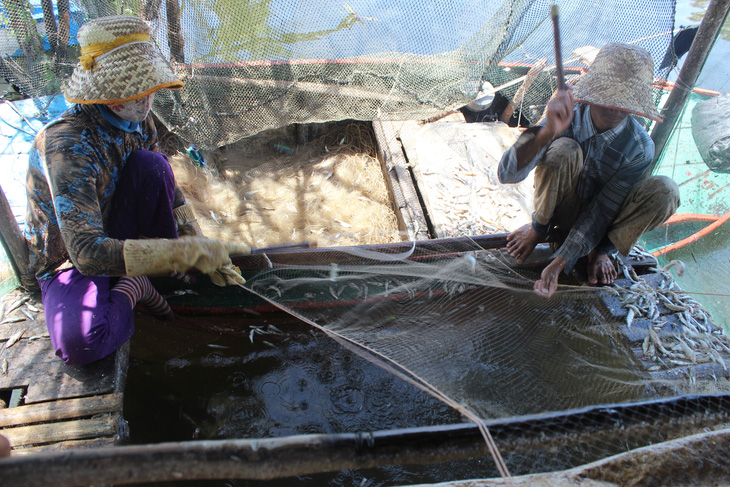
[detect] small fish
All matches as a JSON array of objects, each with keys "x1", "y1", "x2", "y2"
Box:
[
  {"x1": 25, "y1": 303, "x2": 40, "y2": 313},
  {"x1": 5, "y1": 329, "x2": 25, "y2": 349},
  {"x1": 20, "y1": 309, "x2": 35, "y2": 322},
  {"x1": 1, "y1": 358, "x2": 7, "y2": 375},
  {"x1": 0, "y1": 317, "x2": 26, "y2": 325},
  {"x1": 6, "y1": 296, "x2": 30, "y2": 314}
]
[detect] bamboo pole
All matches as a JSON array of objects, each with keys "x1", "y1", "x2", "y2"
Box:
[
  {"x1": 649, "y1": 0, "x2": 730, "y2": 171},
  {"x1": 551, "y1": 5, "x2": 565, "y2": 91}
]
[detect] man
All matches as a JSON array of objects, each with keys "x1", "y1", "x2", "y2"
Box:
[
  {"x1": 25, "y1": 15, "x2": 247, "y2": 365},
  {"x1": 498, "y1": 43, "x2": 679, "y2": 298}
]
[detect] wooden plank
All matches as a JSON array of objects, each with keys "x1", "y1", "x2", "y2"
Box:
[
  {"x1": 1, "y1": 413, "x2": 119, "y2": 448},
  {"x1": 0, "y1": 339, "x2": 117, "y2": 403},
  {"x1": 397, "y1": 120, "x2": 442, "y2": 237},
  {"x1": 0, "y1": 393, "x2": 122, "y2": 428},
  {"x1": 372, "y1": 120, "x2": 430, "y2": 240},
  {"x1": 372, "y1": 119, "x2": 412, "y2": 236},
  {"x1": 10, "y1": 436, "x2": 117, "y2": 455}
]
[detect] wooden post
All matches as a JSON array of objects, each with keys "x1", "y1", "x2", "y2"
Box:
[
  {"x1": 165, "y1": 0, "x2": 185, "y2": 63},
  {"x1": 650, "y1": 0, "x2": 730, "y2": 171},
  {"x1": 56, "y1": 0, "x2": 70, "y2": 65},
  {"x1": 0, "y1": 184, "x2": 35, "y2": 290},
  {"x1": 40, "y1": 0, "x2": 58, "y2": 58}
]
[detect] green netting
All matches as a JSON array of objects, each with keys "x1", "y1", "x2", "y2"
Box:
[{"x1": 0, "y1": 0, "x2": 676, "y2": 149}]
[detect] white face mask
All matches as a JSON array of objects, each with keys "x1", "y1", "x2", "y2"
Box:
[{"x1": 108, "y1": 93, "x2": 154, "y2": 123}]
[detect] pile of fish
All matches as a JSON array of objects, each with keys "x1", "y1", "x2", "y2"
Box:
[{"x1": 615, "y1": 248, "x2": 730, "y2": 373}]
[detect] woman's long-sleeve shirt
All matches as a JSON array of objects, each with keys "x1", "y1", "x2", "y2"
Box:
[{"x1": 25, "y1": 104, "x2": 185, "y2": 280}]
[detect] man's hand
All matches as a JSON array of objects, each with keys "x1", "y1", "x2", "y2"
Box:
[
  {"x1": 534, "y1": 257, "x2": 567, "y2": 298},
  {"x1": 514, "y1": 87, "x2": 574, "y2": 170},
  {"x1": 541, "y1": 87, "x2": 574, "y2": 140}
]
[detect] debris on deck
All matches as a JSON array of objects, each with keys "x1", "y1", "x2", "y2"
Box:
[{"x1": 0, "y1": 289, "x2": 128, "y2": 455}]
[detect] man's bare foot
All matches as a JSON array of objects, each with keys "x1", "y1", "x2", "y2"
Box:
[
  {"x1": 506, "y1": 224, "x2": 544, "y2": 265},
  {"x1": 587, "y1": 250, "x2": 617, "y2": 285}
]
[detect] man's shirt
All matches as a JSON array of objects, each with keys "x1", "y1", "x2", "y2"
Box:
[
  {"x1": 25, "y1": 104, "x2": 185, "y2": 280},
  {"x1": 498, "y1": 104, "x2": 655, "y2": 270}
]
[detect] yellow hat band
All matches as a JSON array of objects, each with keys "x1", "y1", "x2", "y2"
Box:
[{"x1": 79, "y1": 33, "x2": 151, "y2": 70}]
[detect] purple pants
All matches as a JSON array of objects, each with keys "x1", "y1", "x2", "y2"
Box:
[{"x1": 41, "y1": 150, "x2": 179, "y2": 365}]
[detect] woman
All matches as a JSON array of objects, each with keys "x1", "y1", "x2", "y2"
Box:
[{"x1": 25, "y1": 16, "x2": 247, "y2": 365}]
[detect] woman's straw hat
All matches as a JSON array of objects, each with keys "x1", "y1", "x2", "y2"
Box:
[
  {"x1": 64, "y1": 15, "x2": 183, "y2": 104},
  {"x1": 572, "y1": 43, "x2": 662, "y2": 122}
]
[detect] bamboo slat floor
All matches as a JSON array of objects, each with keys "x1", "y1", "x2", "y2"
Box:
[{"x1": 0, "y1": 288, "x2": 128, "y2": 455}]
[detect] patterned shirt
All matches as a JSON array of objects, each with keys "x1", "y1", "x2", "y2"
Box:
[
  {"x1": 25, "y1": 104, "x2": 185, "y2": 280},
  {"x1": 499, "y1": 104, "x2": 654, "y2": 270}
]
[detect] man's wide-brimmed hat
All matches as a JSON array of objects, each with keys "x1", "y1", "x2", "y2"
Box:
[
  {"x1": 572, "y1": 43, "x2": 662, "y2": 122},
  {"x1": 64, "y1": 15, "x2": 183, "y2": 104}
]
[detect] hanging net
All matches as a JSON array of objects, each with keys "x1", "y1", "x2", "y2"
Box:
[{"x1": 1, "y1": 0, "x2": 675, "y2": 148}]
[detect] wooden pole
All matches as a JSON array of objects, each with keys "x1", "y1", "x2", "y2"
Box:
[
  {"x1": 551, "y1": 5, "x2": 565, "y2": 91},
  {"x1": 0, "y1": 184, "x2": 35, "y2": 290},
  {"x1": 650, "y1": 0, "x2": 730, "y2": 171}
]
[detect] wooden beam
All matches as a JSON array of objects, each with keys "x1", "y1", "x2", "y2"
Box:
[
  {"x1": 650, "y1": 0, "x2": 730, "y2": 171},
  {"x1": 372, "y1": 120, "x2": 430, "y2": 240},
  {"x1": 1, "y1": 413, "x2": 119, "y2": 448},
  {"x1": 0, "y1": 393, "x2": 122, "y2": 428},
  {"x1": 0, "y1": 184, "x2": 35, "y2": 290},
  {"x1": 165, "y1": 0, "x2": 185, "y2": 63}
]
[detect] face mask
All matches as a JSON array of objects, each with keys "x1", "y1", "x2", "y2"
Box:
[{"x1": 108, "y1": 94, "x2": 154, "y2": 123}]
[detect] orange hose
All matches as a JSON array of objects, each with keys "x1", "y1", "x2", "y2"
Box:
[
  {"x1": 653, "y1": 212, "x2": 730, "y2": 256},
  {"x1": 662, "y1": 213, "x2": 719, "y2": 225}
]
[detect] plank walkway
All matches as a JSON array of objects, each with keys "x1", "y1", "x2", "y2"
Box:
[{"x1": 0, "y1": 288, "x2": 128, "y2": 455}]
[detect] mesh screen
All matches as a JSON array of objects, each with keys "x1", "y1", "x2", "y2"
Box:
[
  {"x1": 235, "y1": 240, "x2": 730, "y2": 478},
  {"x1": 0, "y1": 0, "x2": 675, "y2": 149}
]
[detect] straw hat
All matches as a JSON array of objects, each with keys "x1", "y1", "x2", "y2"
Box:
[
  {"x1": 572, "y1": 43, "x2": 662, "y2": 122},
  {"x1": 64, "y1": 15, "x2": 183, "y2": 104}
]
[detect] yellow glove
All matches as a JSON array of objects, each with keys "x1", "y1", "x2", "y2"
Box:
[
  {"x1": 123, "y1": 236, "x2": 250, "y2": 277},
  {"x1": 208, "y1": 260, "x2": 246, "y2": 287}
]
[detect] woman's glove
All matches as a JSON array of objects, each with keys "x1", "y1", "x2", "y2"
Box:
[
  {"x1": 208, "y1": 260, "x2": 246, "y2": 286},
  {"x1": 123, "y1": 237, "x2": 250, "y2": 281}
]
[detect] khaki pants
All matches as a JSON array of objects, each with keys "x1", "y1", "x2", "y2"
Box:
[{"x1": 533, "y1": 137, "x2": 680, "y2": 255}]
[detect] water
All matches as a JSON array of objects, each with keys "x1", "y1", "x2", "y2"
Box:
[{"x1": 671, "y1": 0, "x2": 730, "y2": 93}]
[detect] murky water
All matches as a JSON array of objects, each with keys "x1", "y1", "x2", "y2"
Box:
[{"x1": 123, "y1": 296, "x2": 659, "y2": 487}]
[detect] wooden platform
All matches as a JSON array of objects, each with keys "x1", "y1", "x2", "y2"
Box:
[{"x1": 0, "y1": 289, "x2": 128, "y2": 455}]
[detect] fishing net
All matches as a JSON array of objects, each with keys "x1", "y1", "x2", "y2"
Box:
[
  {"x1": 230, "y1": 236, "x2": 730, "y2": 480},
  {"x1": 8, "y1": 0, "x2": 730, "y2": 483},
  {"x1": 1, "y1": 0, "x2": 676, "y2": 149}
]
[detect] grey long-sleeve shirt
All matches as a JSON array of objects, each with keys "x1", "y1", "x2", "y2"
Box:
[{"x1": 498, "y1": 104, "x2": 654, "y2": 271}]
